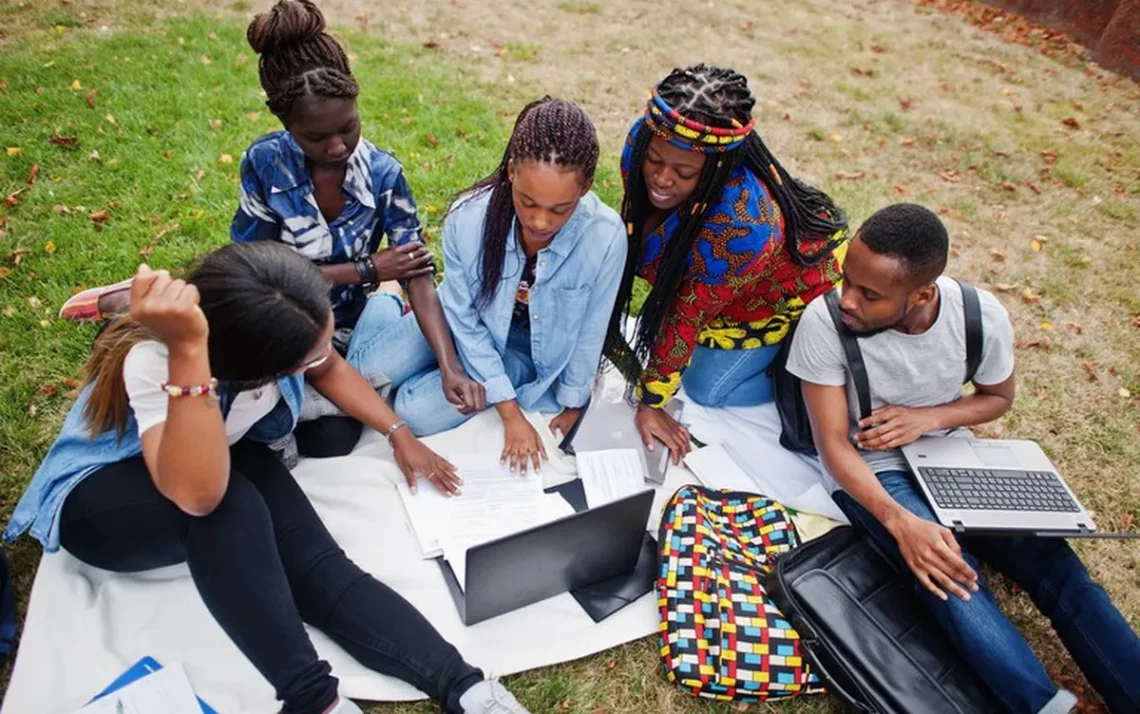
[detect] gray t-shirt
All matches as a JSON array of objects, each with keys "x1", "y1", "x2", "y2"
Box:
[{"x1": 786, "y1": 276, "x2": 1015, "y2": 490}]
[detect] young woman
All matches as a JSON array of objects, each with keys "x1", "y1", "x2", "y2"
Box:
[
  {"x1": 607, "y1": 64, "x2": 849, "y2": 463},
  {"x1": 59, "y1": 0, "x2": 484, "y2": 457},
  {"x1": 349, "y1": 97, "x2": 627, "y2": 474},
  {"x1": 5, "y1": 243, "x2": 529, "y2": 714}
]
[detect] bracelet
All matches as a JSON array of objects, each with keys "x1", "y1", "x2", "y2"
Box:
[
  {"x1": 160, "y1": 378, "x2": 219, "y2": 399},
  {"x1": 355, "y1": 255, "x2": 378, "y2": 286},
  {"x1": 384, "y1": 420, "x2": 408, "y2": 443}
]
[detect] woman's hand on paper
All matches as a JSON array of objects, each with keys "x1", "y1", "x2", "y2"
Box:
[
  {"x1": 392, "y1": 430, "x2": 462, "y2": 496},
  {"x1": 635, "y1": 402, "x2": 690, "y2": 465},
  {"x1": 501, "y1": 411, "x2": 547, "y2": 476}
]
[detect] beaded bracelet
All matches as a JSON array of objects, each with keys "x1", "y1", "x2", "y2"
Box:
[{"x1": 159, "y1": 378, "x2": 219, "y2": 399}]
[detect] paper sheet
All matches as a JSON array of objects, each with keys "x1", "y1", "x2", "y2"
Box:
[
  {"x1": 685, "y1": 444, "x2": 759, "y2": 493},
  {"x1": 577, "y1": 449, "x2": 647, "y2": 509},
  {"x1": 74, "y1": 663, "x2": 201, "y2": 714},
  {"x1": 396, "y1": 481, "x2": 448, "y2": 558}
]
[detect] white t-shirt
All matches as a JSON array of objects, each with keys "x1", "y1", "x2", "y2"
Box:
[
  {"x1": 786, "y1": 277, "x2": 1015, "y2": 488},
  {"x1": 123, "y1": 341, "x2": 281, "y2": 445}
]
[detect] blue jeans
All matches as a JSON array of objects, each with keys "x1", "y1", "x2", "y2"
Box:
[
  {"x1": 346, "y1": 294, "x2": 553, "y2": 436},
  {"x1": 834, "y1": 471, "x2": 1140, "y2": 714},
  {"x1": 681, "y1": 344, "x2": 780, "y2": 408}
]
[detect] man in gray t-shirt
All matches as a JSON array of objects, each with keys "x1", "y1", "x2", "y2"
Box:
[{"x1": 787, "y1": 204, "x2": 1139, "y2": 714}]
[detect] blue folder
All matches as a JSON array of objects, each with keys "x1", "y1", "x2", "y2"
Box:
[{"x1": 89, "y1": 656, "x2": 218, "y2": 714}]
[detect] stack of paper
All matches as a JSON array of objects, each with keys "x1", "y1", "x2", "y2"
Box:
[
  {"x1": 576, "y1": 448, "x2": 647, "y2": 508},
  {"x1": 74, "y1": 663, "x2": 203, "y2": 714}
]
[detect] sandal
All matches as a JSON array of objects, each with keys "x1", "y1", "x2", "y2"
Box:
[{"x1": 58, "y1": 278, "x2": 133, "y2": 322}]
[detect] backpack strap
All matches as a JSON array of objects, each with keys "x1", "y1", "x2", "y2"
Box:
[
  {"x1": 955, "y1": 279, "x2": 983, "y2": 384},
  {"x1": 823, "y1": 291, "x2": 873, "y2": 422}
]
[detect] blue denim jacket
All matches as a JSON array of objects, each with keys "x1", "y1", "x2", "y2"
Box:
[
  {"x1": 3, "y1": 375, "x2": 305, "y2": 553},
  {"x1": 438, "y1": 190, "x2": 627, "y2": 410}
]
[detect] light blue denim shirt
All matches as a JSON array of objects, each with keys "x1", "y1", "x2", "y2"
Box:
[
  {"x1": 3, "y1": 375, "x2": 304, "y2": 553},
  {"x1": 438, "y1": 190, "x2": 627, "y2": 411}
]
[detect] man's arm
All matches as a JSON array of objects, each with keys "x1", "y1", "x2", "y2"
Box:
[{"x1": 803, "y1": 381, "x2": 980, "y2": 601}]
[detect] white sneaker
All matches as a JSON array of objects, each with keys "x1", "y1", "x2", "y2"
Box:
[{"x1": 458, "y1": 679, "x2": 531, "y2": 714}]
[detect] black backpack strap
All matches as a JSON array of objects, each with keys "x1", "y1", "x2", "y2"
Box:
[
  {"x1": 823, "y1": 291, "x2": 872, "y2": 422},
  {"x1": 955, "y1": 279, "x2": 983, "y2": 384}
]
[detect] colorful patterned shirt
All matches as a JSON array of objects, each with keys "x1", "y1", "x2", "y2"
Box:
[
  {"x1": 231, "y1": 131, "x2": 433, "y2": 328},
  {"x1": 621, "y1": 118, "x2": 842, "y2": 408},
  {"x1": 512, "y1": 254, "x2": 538, "y2": 328}
]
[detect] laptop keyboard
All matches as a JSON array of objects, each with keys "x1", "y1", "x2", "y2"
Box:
[{"x1": 918, "y1": 467, "x2": 1080, "y2": 512}]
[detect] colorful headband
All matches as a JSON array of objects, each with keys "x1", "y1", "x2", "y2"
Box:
[{"x1": 643, "y1": 92, "x2": 755, "y2": 154}]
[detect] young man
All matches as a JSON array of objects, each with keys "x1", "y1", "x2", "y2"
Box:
[{"x1": 787, "y1": 203, "x2": 1140, "y2": 714}]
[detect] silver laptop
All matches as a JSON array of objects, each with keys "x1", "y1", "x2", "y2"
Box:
[
  {"x1": 560, "y1": 398, "x2": 684, "y2": 485},
  {"x1": 901, "y1": 436, "x2": 1102, "y2": 536}
]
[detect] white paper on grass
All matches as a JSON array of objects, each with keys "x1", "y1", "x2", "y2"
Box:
[{"x1": 72, "y1": 663, "x2": 201, "y2": 714}]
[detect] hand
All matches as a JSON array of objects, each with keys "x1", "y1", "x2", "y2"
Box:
[
  {"x1": 886, "y1": 511, "x2": 979, "y2": 602},
  {"x1": 442, "y1": 368, "x2": 486, "y2": 415},
  {"x1": 548, "y1": 408, "x2": 582, "y2": 439},
  {"x1": 391, "y1": 430, "x2": 462, "y2": 496},
  {"x1": 371, "y1": 244, "x2": 434, "y2": 282},
  {"x1": 128, "y1": 264, "x2": 208, "y2": 350},
  {"x1": 857, "y1": 405, "x2": 938, "y2": 451},
  {"x1": 635, "y1": 403, "x2": 690, "y2": 465},
  {"x1": 501, "y1": 412, "x2": 547, "y2": 475}
]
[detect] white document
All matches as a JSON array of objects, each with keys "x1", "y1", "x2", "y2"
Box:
[
  {"x1": 396, "y1": 480, "x2": 448, "y2": 558},
  {"x1": 577, "y1": 448, "x2": 647, "y2": 509},
  {"x1": 685, "y1": 444, "x2": 758, "y2": 493},
  {"x1": 73, "y1": 663, "x2": 201, "y2": 714}
]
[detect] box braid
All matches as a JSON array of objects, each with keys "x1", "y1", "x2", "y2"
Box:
[
  {"x1": 246, "y1": 0, "x2": 359, "y2": 120},
  {"x1": 605, "y1": 64, "x2": 848, "y2": 392},
  {"x1": 449, "y1": 96, "x2": 600, "y2": 308}
]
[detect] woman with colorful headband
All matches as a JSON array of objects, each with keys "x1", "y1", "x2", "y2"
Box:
[{"x1": 606, "y1": 64, "x2": 849, "y2": 462}]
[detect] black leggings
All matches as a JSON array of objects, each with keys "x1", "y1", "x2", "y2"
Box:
[
  {"x1": 59, "y1": 440, "x2": 482, "y2": 714},
  {"x1": 295, "y1": 416, "x2": 363, "y2": 459}
]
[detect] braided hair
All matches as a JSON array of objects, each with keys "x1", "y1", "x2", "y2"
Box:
[
  {"x1": 451, "y1": 96, "x2": 600, "y2": 308},
  {"x1": 246, "y1": 0, "x2": 359, "y2": 120},
  {"x1": 606, "y1": 63, "x2": 849, "y2": 388}
]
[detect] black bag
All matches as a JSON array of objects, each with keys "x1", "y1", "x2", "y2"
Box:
[
  {"x1": 775, "y1": 280, "x2": 984, "y2": 454},
  {"x1": 0, "y1": 548, "x2": 15, "y2": 662},
  {"x1": 764, "y1": 526, "x2": 1003, "y2": 713}
]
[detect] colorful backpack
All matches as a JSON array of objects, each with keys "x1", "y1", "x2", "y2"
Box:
[{"x1": 657, "y1": 485, "x2": 822, "y2": 702}]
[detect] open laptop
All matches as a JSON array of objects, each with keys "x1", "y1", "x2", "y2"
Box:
[
  {"x1": 902, "y1": 436, "x2": 1138, "y2": 538},
  {"x1": 437, "y1": 489, "x2": 656, "y2": 625}
]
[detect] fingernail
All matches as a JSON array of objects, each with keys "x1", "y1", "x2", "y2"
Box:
[
  {"x1": 962, "y1": 593, "x2": 971, "y2": 601},
  {"x1": 410, "y1": 484, "x2": 417, "y2": 493},
  {"x1": 647, "y1": 444, "x2": 654, "y2": 451}
]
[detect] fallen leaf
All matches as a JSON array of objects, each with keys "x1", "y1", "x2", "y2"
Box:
[
  {"x1": 898, "y1": 96, "x2": 912, "y2": 111},
  {"x1": 200, "y1": 55, "x2": 212, "y2": 66},
  {"x1": 835, "y1": 170, "x2": 866, "y2": 180},
  {"x1": 85, "y1": 88, "x2": 96, "y2": 108},
  {"x1": 555, "y1": 700, "x2": 571, "y2": 712},
  {"x1": 27, "y1": 162, "x2": 40, "y2": 185},
  {"x1": 1083, "y1": 361, "x2": 1098, "y2": 380},
  {"x1": 1120, "y1": 387, "x2": 1132, "y2": 398},
  {"x1": 1061, "y1": 117, "x2": 1081, "y2": 130},
  {"x1": 990, "y1": 249, "x2": 1006, "y2": 261},
  {"x1": 422, "y1": 40, "x2": 441, "y2": 49},
  {"x1": 427, "y1": 132, "x2": 440, "y2": 147},
  {"x1": 44, "y1": 240, "x2": 56, "y2": 255},
  {"x1": 605, "y1": 659, "x2": 617, "y2": 672},
  {"x1": 893, "y1": 184, "x2": 908, "y2": 195},
  {"x1": 740, "y1": 20, "x2": 754, "y2": 32},
  {"x1": 89, "y1": 209, "x2": 110, "y2": 223},
  {"x1": 1021, "y1": 287, "x2": 1040, "y2": 304},
  {"x1": 898, "y1": 136, "x2": 916, "y2": 147},
  {"x1": 246, "y1": 111, "x2": 260, "y2": 121},
  {"x1": 27, "y1": 296, "x2": 41, "y2": 308},
  {"x1": 1132, "y1": 316, "x2": 1140, "y2": 329},
  {"x1": 1041, "y1": 150, "x2": 1058, "y2": 164},
  {"x1": 40, "y1": 383, "x2": 59, "y2": 398},
  {"x1": 4, "y1": 188, "x2": 27, "y2": 206},
  {"x1": 6, "y1": 146, "x2": 22, "y2": 156},
  {"x1": 991, "y1": 283, "x2": 1018, "y2": 293},
  {"x1": 1027, "y1": 182, "x2": 1042, "y2": 194},
  {"x1": 1066, "y1": 322, "x2": 1082, "y2": 334},
  {"x1": 27, "y1": 403, "x2": 37, "y2": 418},
  {"x1": 218, "y1": 153, "x2": 234, "y2": 164},
  {"x1": 210, "y1": 118, "x2": 223, "y2": 130},
  {"x1": 9, "y1": 247, "x2": 29, "y2": 265},
  {"x1": 1039, "y1": 321, "x2": 1053, "y2": 331},
  {"x1": 938, "y1": 170, "x2": 961, "y2": 183},
  {"x1": 71, "y1": 78, "x2": 82, "y2": 90},
  {"x1": 999, "y1": 181, "x2": 1018, "y2": 192},
  {"x1": 48, "y1": 135, "x2": 79, "y2": 146},
  {"x1": 1030, "y1": 237, "x2": 1044, "y2": 252},
  {"x1": 1, "y1": 306, "x2": 14, "y2": 318},
  {"x1": 829, "y1": 133, "x2": 843, "y2": 142},
  {"x1": 1123, "y1": 513, "x2": 1134, "y2": 530},
  {"x1": 52, "y1": 204, "x2": 70, "y2": 214},
  {"x1": 0, "y1": 267, "x2": 10, "y2": 281},
  {"x1": 60, "y1": 377, "x2": 82, "y2": 389},
  {"x1": 104, "y1": 113, "x2": 116, "y2": 125},
  {"x1": 850, "y1": 66, "x2": 875, "y2": 77},
  {"x1": 89, "y1": 150, "x2": 101, "y2": 161},
  {"x1": 1018, "y1": 337, "x2": 1051, "y2": 350}
]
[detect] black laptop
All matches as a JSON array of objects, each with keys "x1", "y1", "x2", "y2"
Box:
[{"x1": 437, "y1": 488, "x2": 656, "y2": 626}]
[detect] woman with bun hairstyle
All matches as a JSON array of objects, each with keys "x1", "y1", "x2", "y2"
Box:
[
  {"x1": 6, "y1": 243, "x2": 531, "y2": 714},
  {"x1": 59, "y1": 0, "x2": 484, "y2": 459}
]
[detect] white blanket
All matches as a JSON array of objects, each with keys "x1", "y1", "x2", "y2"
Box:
[{"x1": 2, "y1": 410, "x2": 699, "y2": 714}]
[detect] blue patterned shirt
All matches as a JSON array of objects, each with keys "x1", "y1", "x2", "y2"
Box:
[{"x1": 231, "y1": 131, "x2": 430, "y2": 328}]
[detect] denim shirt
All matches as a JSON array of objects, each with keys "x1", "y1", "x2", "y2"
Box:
[
  {"x1": 438, "y1": 190, "x2": 627, "y2": 411},
  {"x1": 3, "y1": 375, "x2": 305, "y2": 553}
]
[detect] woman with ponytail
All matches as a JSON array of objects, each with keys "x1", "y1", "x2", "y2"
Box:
[
  {"x1": 6, "y1": 242, "x2": 531, "y2": 714},
  {"x1": 607, "y1": 63, "x2": 849, "y2": 462},
  {"x1": 352, "y1": 97, "x2": 626, "y2": 474},
  {"x1": 60, "y1": 0, "x2": 483, "y2": 459}
]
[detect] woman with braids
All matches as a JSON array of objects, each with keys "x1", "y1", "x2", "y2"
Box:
[
  {"x1": 608, "y1": 64, "x2": 849, "y2": 462},
  {"x1": 59, "y1": 0, "x2": 484, "y2": 459},
  {"x1": 352, "y1": 96, "x2": 626, "y2": 473},
  {"x1": 6, "y1": 242, "x2": 532, "y2": 714}
]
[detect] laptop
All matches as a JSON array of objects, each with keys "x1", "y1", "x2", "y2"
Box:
[
  {"x1": 902, "y1": 436, "x2": 1137, "y2": 538},
  {"x1": 437, "y1": 488, "x2": 656, "y2": 625},
  {"x1": 559, "y1": 397, "x2": 684, "y2": 485}
]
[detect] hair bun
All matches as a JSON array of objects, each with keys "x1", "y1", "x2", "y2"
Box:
[{"x1": 247, "y1": 0, "x2": 327, "y2": 55}]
